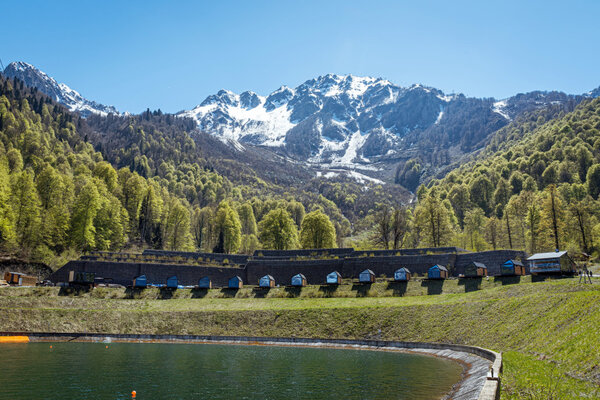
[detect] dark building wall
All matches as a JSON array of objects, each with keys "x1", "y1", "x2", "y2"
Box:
[
  {"x1": 454, "y1": 250, "x2": 529, "y2": 276},
  {"x1": 50, "y1": 249, "x2": 531, "y2": 288},
  {"x1": 343, "y1": 254, "x2": 457, "y2": 278},
  {"x1": 245, "y1": 259, "x2": 344, "y2": 286},
  {"x1": 49, "y1": 261, "x2": 246, "y2": 287}
]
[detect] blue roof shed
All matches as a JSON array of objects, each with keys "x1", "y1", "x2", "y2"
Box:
[
  {"x1": 166, "y1": 275, "x2": 178, "y2": 288},
  {"x1": 501, "y1": 260, "x2": 525, "y2": 276},
  {"x1": 428, "y1": 265, "x2": 448, "y2": 279},
  {"x1": 228, "y1": 276, "x2": 243, "y2": 289},
  {"x1": 359, "y1": 269, "x2": 376, "y2": 283},
  {"x1": 394, "y1": 267, "x2": 411, "y2": 281},
  {"x1": 133, "y1": 275, "x2": 147, "y2": 288},
  {"x1": 259, "y1": 275, "x2": 275, "y2": 288},
  {"x1": 291, "y1": 273, "x2": 307, "y2": 287},
  {"x1": 326, "y1": 271, "x2": 342, "y2": 285},
  {"x1": 198, "y1": 276, "x2": 212, "y2": 289}
]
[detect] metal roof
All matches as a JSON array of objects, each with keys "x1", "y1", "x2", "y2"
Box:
[
  {"x1": 526, "y1": 251, "x2": 568, "y2": 261},
  {"x1": 430, "y1": 264, "x2": 448, "y2": 271},
  {"x1": 472, "y1": 261, "x2": 487, "y2": 269}
]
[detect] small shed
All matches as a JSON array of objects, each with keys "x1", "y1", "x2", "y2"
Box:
[
  {"x1": 259, "y1": 275, "x2": 276, "y2": 288},
  {"x1": 428, "y1": 265, "x2": 448, "y2": 280},
  {"x1": 4, "y1": 272, "x2": 37, "y2": 286},
  {"x1": 464, "y1": 262, "x2": 487, "y2": 277},
  {"x1": 359, "y1": 269, "x2": 376, "y2": 284},
  {"x1": 228, "y1": 276, "x2": 243, "y2": 289},
  {"x1": 394, "y1": 267, "x2": 411, "y2": 282},
  {"x1": 133, "y1": 275, "x2": 147, "y2": 288},
  {"x1": 501, "y1": 260, "x2": 526, "y2": 276},
  {"x1": 198, "y1": 277, "x2": 212, "y2": 289},
  {"x1": 291, "y1": 273, "x2": 307, "y2": 287},
  {"x1": 166, "y1": 275, "x2": 178, "y2": 289},
  {"x1": 527, "y1": 251, "x2": 575, "y2": 274},
  {"x1": 326, "y1": 271, "x2": 342, "y2": 285}
]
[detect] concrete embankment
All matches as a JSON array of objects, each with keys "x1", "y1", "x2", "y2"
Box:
[{"x1": 0, "y1": 332, "x2": 501, "y2": 400}]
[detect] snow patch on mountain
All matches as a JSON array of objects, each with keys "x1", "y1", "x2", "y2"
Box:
[
  {"x1": 2, "y1": 61, "x2": 119, "y2": 117},
  {"x1": 492, "y1": 100, "x2": 510, "y2": 120}
]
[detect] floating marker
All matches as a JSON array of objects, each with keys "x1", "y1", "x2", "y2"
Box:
[{"x1": 132, "y1": 390, "x2": 136, "y2": 398}]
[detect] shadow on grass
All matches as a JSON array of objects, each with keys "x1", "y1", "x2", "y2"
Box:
[
  {"x1": 386, "y1": 281, "x2": 408, "y2": 296},
  {"x1": 191, "y1": 288, "x2": 209, "y2": 298},
  {"x1": 158, "y1": 287, "x2": 175, "y2": 299},
  {"x1": 351, "y1": 283, "x2": 372, "y2": 297},
  {"x1": 421, "y1": 279, "x2": 444, "y2": 295},
  {"x1": 284, "y1": 286, "x2": 302, "y2": 298},
  {"x1": 458, "y1": 277, "x2": 482, "y2": 292},
  {"x1": 124, "y1": 287, "x2": 146, "y2": 299},
  {"x1": 494, "y1": 276, "x2": 522, "y2": 285},
  {"x1": 252, "y1": 287, "x2": 271, "y2": 298},
  {"x1": 220, "y1": 288, "x2": 239, "y2": 298},
  {"x1": 58, "y1": 286, "x2": 92, "y2": 296},
  {"x1": 319, "y1": 285, "x2": 338, "y2": 297}
]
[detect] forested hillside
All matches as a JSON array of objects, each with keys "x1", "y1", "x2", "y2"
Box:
[
  {"x1": 417, "y1": 98, "x2": 600, "y2": 256},
  {"x1": 0, "y1": 75, "x2": 401, "y2": 267},
  {"x1": 2, "y1": 70, "x2": 600, "y2": 268}
]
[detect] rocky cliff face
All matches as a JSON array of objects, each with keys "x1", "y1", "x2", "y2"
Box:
[{"x1": 178, "y1": 74, "x2": 585, "y2": 168}]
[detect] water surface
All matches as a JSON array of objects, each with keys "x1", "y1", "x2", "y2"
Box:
[{"x1": 0, "y1": 342, "x2": 462, "y2": 399}]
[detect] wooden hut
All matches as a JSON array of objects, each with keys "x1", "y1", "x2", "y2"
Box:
[
  {"x1": 394, "y1": 267, "x2": 411, "y2": 282},
  {"x1": 259, "y1": 275, "x2": 276, "y2": 288},
  {"x1": 3, "y1": 272, "x2": 37, "y2": 286},
  {"x1": 228, "y1": 276, "x2": 243, "y2": 289},
  {"x1": 527, "y1": 251, "x2": 575, "y2": 275},
  {"x1": 291, "y1": 273, "x2": 307, "y2": 287},
  {"x1": 166, "y1": 275, "x2": 178, "y2": 289},
  {"x1": 198, "y1": 276, "x2": 212, "y2": 289},
  {"x1": 464, "y1": 262, "x2": 487, "y2": 277},
  {"x1": 133, "y1": 275, "x2": 147, "y2": 288},
  {"x1": 428, "y1": 265, "x2": 448, "y2": 280},
  {"x1": 501, "y1": 260, "x2": 526, "y2": 276},
  {"x1": 326, "y1": 271, "x2": 342, "y2": 285},
  {"x1": 359, "y1": 269, "x2": 376, "y2": 284}
]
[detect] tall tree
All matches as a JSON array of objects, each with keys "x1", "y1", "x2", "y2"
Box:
[
  {"x1": 69, "y1": 180, "x2": 101, "y2": 250},
  {"x1": 414, "y1": 194, "x2": 455, "y2": 247},
  {"x1": 258, "y1": 208, "x2": 298, "y2": 250},
  {"x1": 300, "y1": 210, "x2": 336, "y2": 249},
  {"x1": 214, "y1": 201, "x2": 242, "y2": 254},
  {"x1": 10, "y1": 170, "x2": 41, "y2": 252},
  {"x1": 163, "y1": 198, "x2": 192, "y2": 251}
]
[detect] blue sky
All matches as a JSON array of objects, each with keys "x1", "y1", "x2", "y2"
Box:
[{"x1": 3, "y1": 0, "x2": 599, "y2": 113}]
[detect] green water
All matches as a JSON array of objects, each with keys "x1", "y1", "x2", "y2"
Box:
[{"x1": 0, "y1": 342, "x2": 463, "y2": 399}]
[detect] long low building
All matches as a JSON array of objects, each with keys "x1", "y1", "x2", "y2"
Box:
[{"x1": 49, "y1": 248, "x2": 529, "y2": 287}]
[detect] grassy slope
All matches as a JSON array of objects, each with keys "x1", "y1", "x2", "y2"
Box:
[{"x1": 1, "y1": 278, "x2": 599, "y2": 399}]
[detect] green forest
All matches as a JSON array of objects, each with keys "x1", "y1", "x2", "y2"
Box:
[{"x1": 1, "y1": 73, "x2": 600, "y2": 269}]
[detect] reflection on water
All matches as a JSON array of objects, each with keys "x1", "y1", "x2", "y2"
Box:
[{"x1": 0, "y1": 342, "x2": 462, "y2": 399}]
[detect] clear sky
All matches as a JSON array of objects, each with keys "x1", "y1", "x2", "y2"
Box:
[{"x1": 3, "y1": 0, "x2": 599, "y2": 113}]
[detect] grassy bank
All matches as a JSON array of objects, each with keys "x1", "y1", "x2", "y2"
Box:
[{"x1": 1, "y1": 278, "x2": 599, "y2": 399}]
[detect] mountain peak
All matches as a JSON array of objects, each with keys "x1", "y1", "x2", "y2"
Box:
[{"x1": 2, "y1": 61, "x2": 119, "y2": 117}]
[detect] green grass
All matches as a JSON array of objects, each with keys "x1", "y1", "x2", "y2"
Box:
[{"x1": 0, "y1": 277, "x2": 599, "y2": 398}]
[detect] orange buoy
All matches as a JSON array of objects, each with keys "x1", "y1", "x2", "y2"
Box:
[
  {"x1": 132, "y1": 390, "x2": 136, "y2": 398},
  {"x1": 50, "y1": 345, "x2": 53, "y2": 348},
  {"x1": 106, "y1": 345, "x2": 109, "y2": 348}
]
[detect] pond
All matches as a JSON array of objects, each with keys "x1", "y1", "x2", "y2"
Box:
[{"x1": 0, "y1": 342, "x2": 463, "y2": 399}]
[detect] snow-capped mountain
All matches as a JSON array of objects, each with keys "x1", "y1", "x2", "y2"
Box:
[
  {"x1": 2, "y1": 62, "x2": 118, "y2": 117},
  {"x1": 178, "y1": 74, "x2": 582, "y2": 167}
]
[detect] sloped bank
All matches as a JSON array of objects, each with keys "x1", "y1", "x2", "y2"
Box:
[{"x1": 1, "y1": 332, "x2": 500, "y2": 400}]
